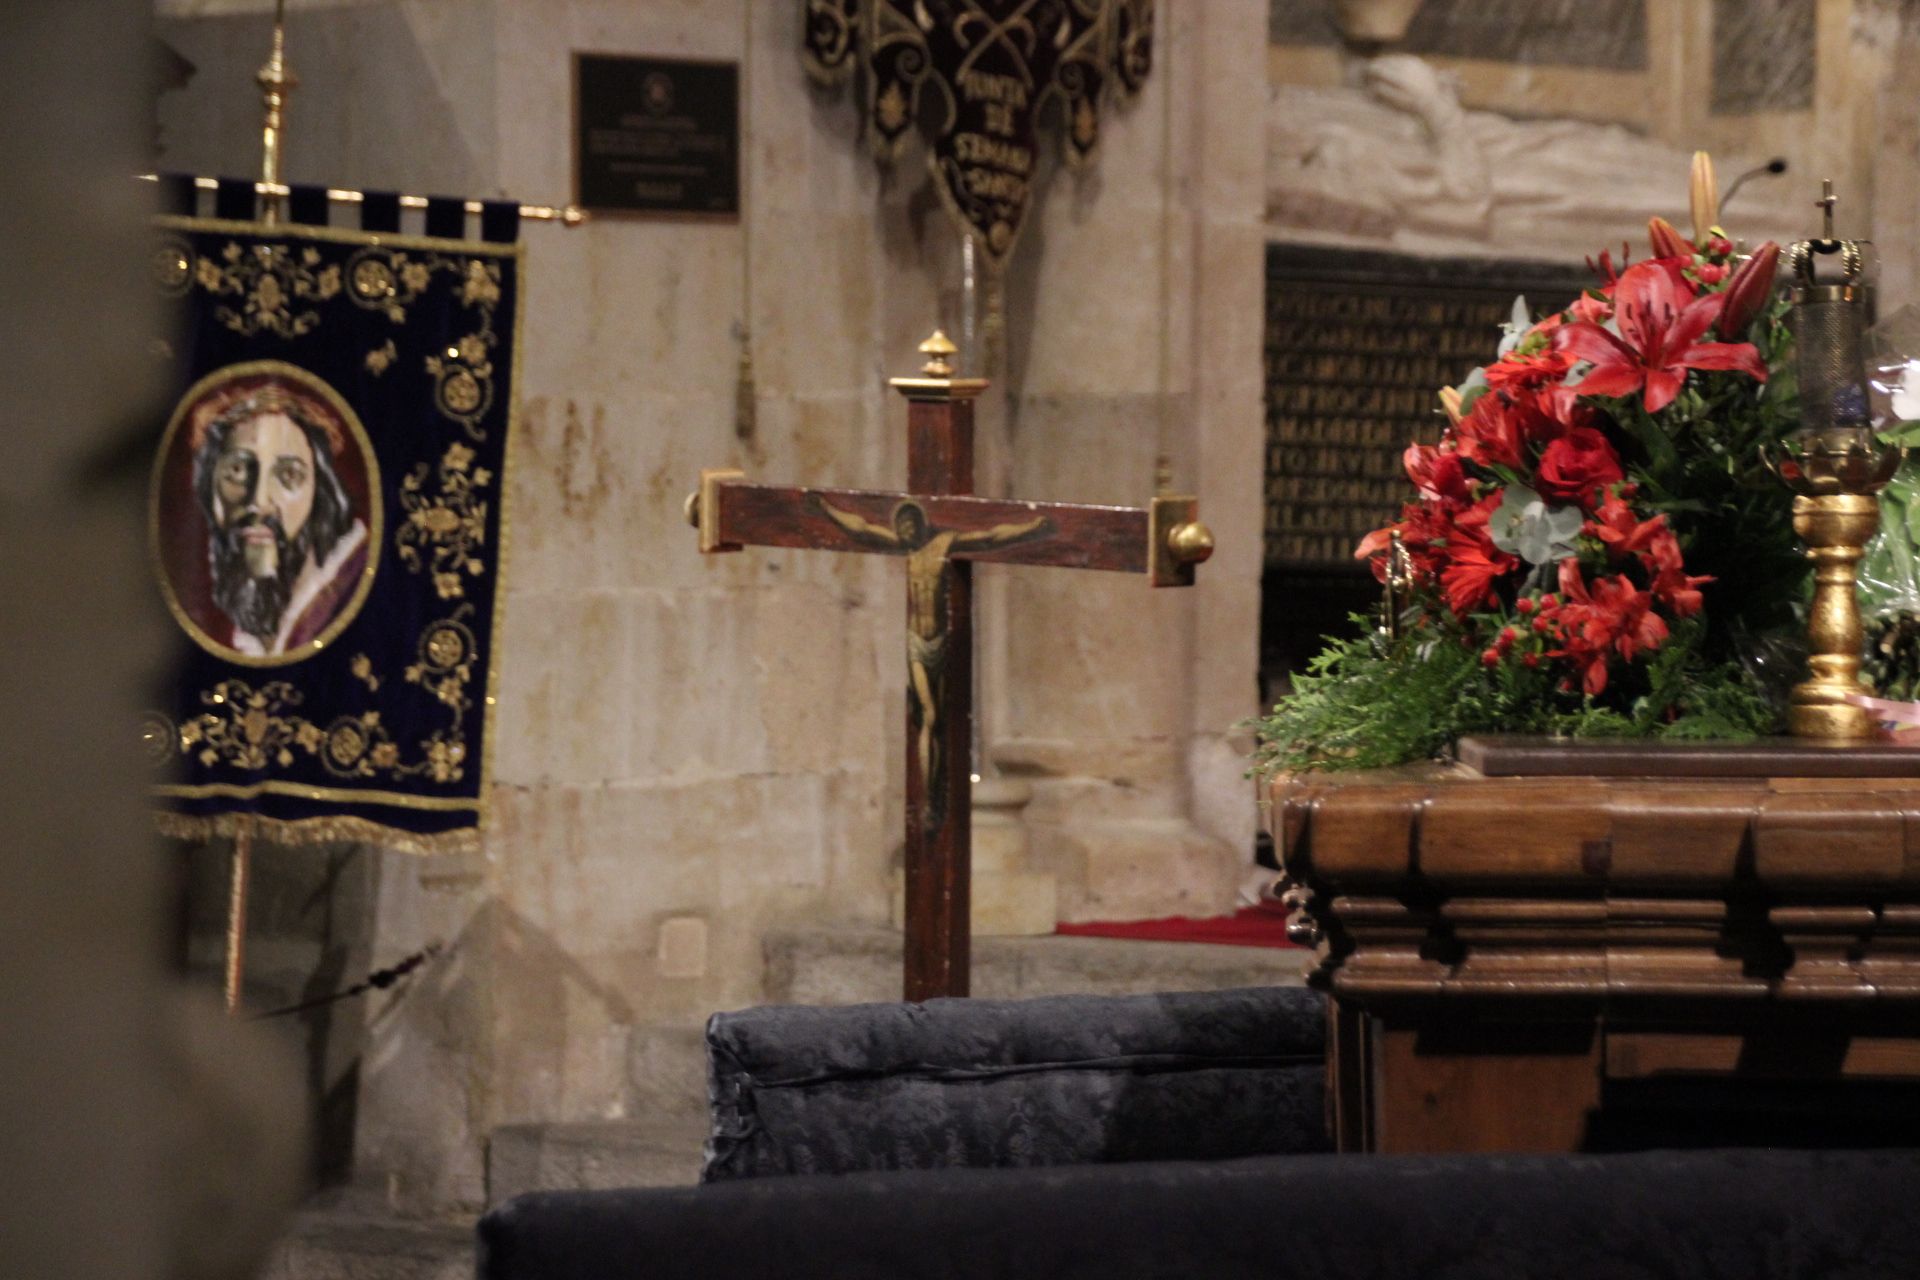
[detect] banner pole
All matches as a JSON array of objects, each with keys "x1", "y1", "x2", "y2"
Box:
[
  {"x1": 223, "y1": 827, "x2": 253, "y2": 1016},
  {"x1": 255, "y1": 0, "x2": 296, "y2": 226}
]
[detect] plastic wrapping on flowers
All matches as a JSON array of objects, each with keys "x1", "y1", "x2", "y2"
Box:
[
  {"x1": 1853, "y1": 304, "x2": 1920, "y2": 737},
  {"x1": 1254, "y1": 210, "x2": 1805, "y2": 775}
]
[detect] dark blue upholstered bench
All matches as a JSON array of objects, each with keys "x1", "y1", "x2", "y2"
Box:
[
  {"x1": 699, "y1": 985, "x2": 1330, "y2": 1180},
  {"x1": 480, "y1": 1147, "x2": 1920, "y2": 1280}
]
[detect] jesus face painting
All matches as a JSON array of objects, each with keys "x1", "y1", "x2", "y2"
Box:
[{"x1": 154, "y1": 363, "x2": 380, "y2": 664}]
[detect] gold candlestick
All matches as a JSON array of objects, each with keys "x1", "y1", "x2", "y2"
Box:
[
  {"x1": 1789, "y1": 491, "x2": 1883, "y2": 738},
  {"x1": 1773, "y1": 182, "x2": 1903, "y2": 740}
]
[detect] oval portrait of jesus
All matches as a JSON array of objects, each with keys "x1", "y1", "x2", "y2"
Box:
[{"x1": 151, "y1": 361, "x2": 381, "y2": 666}]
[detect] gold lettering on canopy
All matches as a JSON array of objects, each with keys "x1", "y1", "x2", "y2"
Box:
[{"x1": 803, "y1": 0, "x2": 1153, "y2": 269}]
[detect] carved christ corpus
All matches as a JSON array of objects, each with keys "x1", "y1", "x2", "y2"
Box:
[{"x1": 688, "y1": 332, "x2": 1213, "y2": 999}]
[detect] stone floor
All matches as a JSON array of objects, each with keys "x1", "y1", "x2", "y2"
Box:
[{"x1": 253, "y1": 930, "x2": 1312, "y2": 1278}]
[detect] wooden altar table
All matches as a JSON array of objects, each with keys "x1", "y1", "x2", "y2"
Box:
[{"x1": 1271, "y1": 738, "x2": 1920, "y2": 1154}]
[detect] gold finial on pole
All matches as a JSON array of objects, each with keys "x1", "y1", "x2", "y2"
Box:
[
  {"x1": 1817, "y1": 178, "x2": 1838, "y2": 242},
  {"x1": 892, "y1": 328, "x2": 985, "y2": 400},
  {"x1": 918, "y1": 329, "x2": 959, "y2": 378},
  {"x1": 256, "y1": 0, "x2": 298, "y2": 224}
]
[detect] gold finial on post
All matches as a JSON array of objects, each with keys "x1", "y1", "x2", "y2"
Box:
[
  {"x1": 891, "y1": 328, "x2": 985, "y2": 401},
  {"x1": 256, "y1": 0, "x2": 298, "y2": 224},
  {"x1": 918, "y1": 329, "x2": 959, "y2": 378}
]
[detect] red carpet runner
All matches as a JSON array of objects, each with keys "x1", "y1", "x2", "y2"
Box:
[{"x1": 1055, "y1": 902, "x2": 1302, "y2": 949}]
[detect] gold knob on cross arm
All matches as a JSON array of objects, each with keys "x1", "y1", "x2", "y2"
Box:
[
  {"x1": 1147, "y1": 495, "x2": 1210, "y2": 587},
  {"x1": 1167, "y1": 520, "x2": 1214, "y2": 566},
  {"x1": 683, "y1": 490, "x2": 701, "y2": 529}
]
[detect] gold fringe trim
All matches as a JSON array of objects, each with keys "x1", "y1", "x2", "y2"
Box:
[{"x1": 153, "y1": 809, "x2": 476, "y2": 857}]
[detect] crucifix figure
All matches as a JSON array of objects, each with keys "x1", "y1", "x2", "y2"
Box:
[
  {"x1": 817, "y1": 495, "x2": 1047, "y2": 836},
  {"x1": 688, "y1": 330, "x2": 1213, "y2": 999}
]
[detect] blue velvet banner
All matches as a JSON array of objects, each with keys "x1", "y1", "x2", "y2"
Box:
[{"x1": 144, "y1": 215, "x2": 519, "y2": 853}]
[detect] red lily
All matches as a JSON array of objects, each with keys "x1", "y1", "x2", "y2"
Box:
[
  {"x1": 1589, "y1": 492, "x2": 1666, "y2": 558},
  {"x1": 1453, "y1": 394, "x2": 1528, "y2": 470},
  {"x1": 1486, "y1": 318, "x2": 1574, "y2": 392},
  {"x1": 1586, "y1": 243, "x2": 1632, "y2": 289},
  {"x1": 1644, "y1": 528, "x2": 1713, "y2": 617},
  {"x1": 1554, "y1": 261, "x2": 1768, "y2": 413},
  {"x1": 1554, "y1": 562, "x2": 1669, "y2": 694}
]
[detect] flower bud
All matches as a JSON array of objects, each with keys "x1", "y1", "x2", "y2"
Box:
[
  {"x1": 1688, "y1": 151, "x2": 1718, "y2": 245},
  {"x1": 1648, "y1": 216, "x2": 1693, "y2": 260},
  {"x1": 1717, "y1": 241, "x2": 1780, "y2": 338},
  {"x1": 1481, "y1": 648, "x2": 1501, "y2": 668}
]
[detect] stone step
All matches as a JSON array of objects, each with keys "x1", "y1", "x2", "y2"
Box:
[
  {"x1": 486, "y1": 1117, "x2": 708, "y2": 1208},
  {"x1": 763, "y1": 927, "x2": 1313, "y2": 1005},
  {"x1": 255, "y1": 1210, "x2": 474, "y2": 1280}
]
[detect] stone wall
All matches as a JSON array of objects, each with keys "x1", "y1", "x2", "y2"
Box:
[
  {"x1": 1263, "y1": 0, "x2": 1913, "y2": 276},
  {"x1": 155, "y1": 0, "x2": 1265, "y2": 1213}
]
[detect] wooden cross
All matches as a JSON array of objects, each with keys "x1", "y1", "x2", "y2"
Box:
[{"x1": 688, "y1": 331, "x2": 1214, "y2": 1000}]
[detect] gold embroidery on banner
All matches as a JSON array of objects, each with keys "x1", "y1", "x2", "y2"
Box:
[
  {"x1": 192, "y1": 241, "x2": 343, "y2": 337},
  {"x1": 365, "y1": 339, "x2": 397, "y2": 375},
  {"x1": 398, "y1": 442, "x2": 492, "y2": 600},
  {"x1": 342, "y1": 247, "x2": 504, "y2": 437},
  {"x1": 426, "y1": 328, "x2": 496, "y2": 433},
  {"x1": 350, "y1": 653, "x2": 381, "y2": 692},
  {"x1": 172, "y1": 649, "x2": 474, "y2": 786}
]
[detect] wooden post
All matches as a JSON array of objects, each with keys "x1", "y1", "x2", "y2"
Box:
[
  {"x1": 897, "y1": 370, "x2": 979, "y2": 1000},
  {"x1": 224, "y1": 826, "x2": 253, "y2": 1016}
]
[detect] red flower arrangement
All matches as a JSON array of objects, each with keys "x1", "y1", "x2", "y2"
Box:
[
  {"x1": 1258, "y1": 157, "x2": 1810, "y2": 774},
  {"x1": 1353, "y1": 217, "x2": 1781, "y2": 702}
]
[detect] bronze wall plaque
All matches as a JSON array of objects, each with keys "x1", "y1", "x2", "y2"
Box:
[{"x1": 574, "y1": 54, "x2": 739, "y2": 217}]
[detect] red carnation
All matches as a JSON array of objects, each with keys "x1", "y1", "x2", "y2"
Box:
[
  {"x1": 1439, "y1": 495, "x2": 1519, "y2": 617},
  {"x1": 1535, "y1": 426, "x2": 1625, "y2": 507},
  {"x1": 1404, "y1": 443, "x2": 1472, "y2": 506}
]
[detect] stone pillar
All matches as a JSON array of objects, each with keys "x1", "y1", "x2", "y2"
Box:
[{"x1": 986, "y1": 0, "x2": 1266, "y2": 923}]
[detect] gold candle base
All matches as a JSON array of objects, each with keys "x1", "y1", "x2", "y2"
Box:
[{"x1": 1788, "y1": 493, "x2": 1878, "y2": 741}]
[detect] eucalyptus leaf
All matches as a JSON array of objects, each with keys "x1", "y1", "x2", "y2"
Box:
[{"x1": 1490, "y1": 485, "x2": 1585, "y2": 566}]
